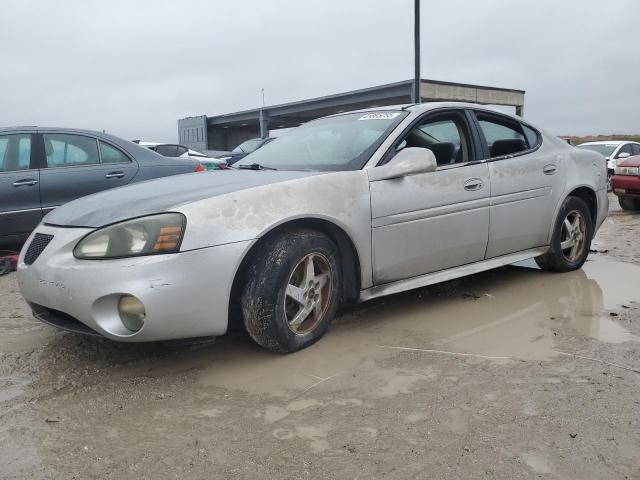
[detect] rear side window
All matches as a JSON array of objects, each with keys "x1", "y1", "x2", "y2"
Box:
[
  {"x1": 99, "y1": 141, "x2": 130, "y2": 163},
  {"x1": 0, "y1": 134, "x2": 31, "y2": 172},
  {"x1": 522, "y1": 125, "x2": 540, "y2": 149},
  {"x1": 632, "y1": 144, "x2": 640, "y2": 156},
  {"x1": 154, "y1": 145, "x2": 179, "y2": 157},
  {"x1": 43, "y1": 133, "x2": 100, "y2": 167},
  {"x1": 476, "y1": 113, "x2": 530, "y2": 158},
  {"x1": 175, "y1": 146, "x2": 188, "y2": 156}
]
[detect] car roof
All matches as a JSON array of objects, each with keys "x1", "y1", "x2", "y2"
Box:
[
  {"x1": 578, "y1": 141, "x2": 633, "y2": 146},
  {"x1": 0, "y1": 126, "x2": 148, "y2": 149},
  {"x1": 326, "y1": 102, "x2": 523, "y2": 119},
  {"x1": 0, "y1": 126, "x2": 110, "y2": 135}
]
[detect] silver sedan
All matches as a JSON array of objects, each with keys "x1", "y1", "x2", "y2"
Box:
[{"x1": 17, "y1": 103, "x2": 608, "y2": 352}]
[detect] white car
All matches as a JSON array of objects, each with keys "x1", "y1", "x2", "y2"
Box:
[
  {"x1": 136, "y1": 142, "x2": 227, "y2": 170},
  {"x1": 577, "y1": 141, "x2": 640, "y2": 188}
]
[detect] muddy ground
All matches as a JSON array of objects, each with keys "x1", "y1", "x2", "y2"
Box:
[{"x1": 1, "y1": 195, "x2": 639, "y2": 479}]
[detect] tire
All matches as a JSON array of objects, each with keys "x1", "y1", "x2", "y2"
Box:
[
  {"x1": 240, "y1": 229, "x2": 342, "y2": 353},
  {"x1": 606, "y1": 171, "x2": 613, "y2": 192},
  {"x1": 619, "y1": 196, "x2": 640, "y2": 211},
  {"x1": 535, "y1": 196, "x2": 593, "y2": 272}
]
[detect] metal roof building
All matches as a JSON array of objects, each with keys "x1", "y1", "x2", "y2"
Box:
[{"x1": 178, "y1": 78, "x2": 525, "y2": 152}]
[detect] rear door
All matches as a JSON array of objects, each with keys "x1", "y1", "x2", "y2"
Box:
[
  {"x1": 38, "y1": 133, "x2": 138, "y2": 216},
  {"x1": 0, "y1": 132, "x2": 42, "y2": 243},
  {"x1": 471, "y1": 111, "x2": 565, "y2": 258}
]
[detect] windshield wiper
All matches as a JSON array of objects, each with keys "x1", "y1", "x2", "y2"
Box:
[{"x1": 236, "y1": 163, "x2": 278, "y2": 171}]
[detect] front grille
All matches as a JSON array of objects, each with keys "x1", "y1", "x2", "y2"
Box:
[
  {"x1": 24, "y1": 233, "x2": 54, "y2": 265},
  {"x1": 29, "y1": 302, "x2": 101, "y2": 337}
]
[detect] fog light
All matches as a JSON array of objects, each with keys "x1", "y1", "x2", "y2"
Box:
[{"x1": 118, "y1": 295, "x2": 145, "y2": 332}]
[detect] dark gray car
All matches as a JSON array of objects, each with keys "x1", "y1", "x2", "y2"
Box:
[{"x1": 0, "y1": 127, "x2": 201, "y2": 247}]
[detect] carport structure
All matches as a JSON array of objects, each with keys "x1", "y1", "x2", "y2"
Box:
[{"x1": 178, "y1": 79, "x2": 525, "y2": 152}]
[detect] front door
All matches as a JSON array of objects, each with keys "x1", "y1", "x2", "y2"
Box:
[
  {"x1": 369, "y1": 110, "x2": 491, "y2": 284},
  {"x1": 38, "y1": 132, "x2": 138, "y2": 216},
  {"x1": 472, "y1": 111, "x2": 565, "y2": 258},
  {"x1": 0, "y1": 132, "x2": 42, "y2": 245}
]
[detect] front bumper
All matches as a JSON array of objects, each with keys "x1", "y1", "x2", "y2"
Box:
[
  {"x1": 611, "y1": 175, "x2": 640, "y2": 199},
  {"x1": 17, "y1": 225, "x2": 251, "y2": 342}
]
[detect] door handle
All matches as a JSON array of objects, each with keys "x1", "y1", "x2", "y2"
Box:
[
  {"x1": 105, "y1": 171, "x2": 125, "y2": 179},
  {"x1": 463, "y1": 178, "x2": 484, "y2": 191},
  {"x1": 543, "y1": 164, "x2": 557, "y2": 175},
  {"x1": 12, "y1": 179, "x2": 38, "y2": 187}
]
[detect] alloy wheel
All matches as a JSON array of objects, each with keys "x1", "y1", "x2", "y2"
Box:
[
  {"x1": 560, "y1": 210, "x2": 587, "y2": 262},
  {"x1": 284, "y1": 252, "x2": 333, "y2": 334}
]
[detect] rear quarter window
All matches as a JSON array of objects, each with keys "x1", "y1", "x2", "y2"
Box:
[{"x1": 522, "y1": 125, "x2": 540, "y2": 149}]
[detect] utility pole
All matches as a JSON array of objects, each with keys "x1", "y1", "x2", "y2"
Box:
[
  {"x1": 259, "y1": 88, "x2": 268, "y2": 139},
  {"x1": 413, "y1": 0, "x2": 420, "y2": 104}
]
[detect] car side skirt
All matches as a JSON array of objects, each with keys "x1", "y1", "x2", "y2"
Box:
[{"x1": 359, "y1": 247, "x2": 549, "y2": 302}]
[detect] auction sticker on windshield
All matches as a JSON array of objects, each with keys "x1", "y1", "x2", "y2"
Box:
[{"x1": 358, "y1": 112, "x2": 401, "y2": 121}]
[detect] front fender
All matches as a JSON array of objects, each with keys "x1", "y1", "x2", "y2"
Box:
[{"x1": 176, "y1": 170, "x2": 374, "y2": 288}]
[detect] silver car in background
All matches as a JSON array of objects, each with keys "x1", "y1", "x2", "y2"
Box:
[{"x1": 17, "y1": 103, "x2": 608, "y2": 352}]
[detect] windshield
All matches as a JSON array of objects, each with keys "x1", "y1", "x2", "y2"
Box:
[
  {"x1": 577, "y1": 144, "x2": 617, "y2": 157},
  {"x1": 234, "y1": 111, "x2": 407, "y2": 171},
  {"x1": 232, "y1": 138, "x2": 263, "y2": 154}
]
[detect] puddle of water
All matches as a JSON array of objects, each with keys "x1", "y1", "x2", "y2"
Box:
[{"x1": 130, "y1": 256, "x2": 640, "y2": 397}]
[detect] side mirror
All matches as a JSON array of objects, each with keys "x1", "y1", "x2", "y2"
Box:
[
  {"x1": 368, "y1": 147, "x2": 437, "y2": 182},
  {"x1": 617, "y1": 152, "x2": 631, "y2": 159}
]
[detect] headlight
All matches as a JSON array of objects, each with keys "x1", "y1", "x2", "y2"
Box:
[
  {"x1": 74, "y1": 213, "x2": 186, "y2": 259},
  {"x1": 614, "y1": 166, "x2": 640, "y2": 176}
]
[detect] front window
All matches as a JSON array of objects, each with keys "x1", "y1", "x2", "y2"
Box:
[
  {"x1": 0, "y1": 134, "x2": 31, "y2": 172},
  {"x1": 617, "y1": 144, "x2": 633, "y2": 157},
  {"x1": 392, "y1": 113, "x2": 472, "y2": 166},
  {"x1": 234, "y1": 111, "x2": 407, "y2": 171},
  {"x1": 232, "y1": 138, "x2": 264, "y2": 154},
  {"x1": 577, "y1": 144, "x2": 617, "y2": 158}
]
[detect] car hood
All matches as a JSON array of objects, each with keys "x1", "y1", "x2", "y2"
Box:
[
  {"x1": 44, "y1": 170, "x2": 323, "y2": 228},
  {"x1": 618, "y1": 156, "x2": 640, "y2": 168}
]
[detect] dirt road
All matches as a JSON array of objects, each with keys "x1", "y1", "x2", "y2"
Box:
[{"x1": 1, "y1": 196, "x2": 639, "y2": 479}]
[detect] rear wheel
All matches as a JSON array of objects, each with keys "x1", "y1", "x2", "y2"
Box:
[
  {"x1": 241, "y1": 229, "x2": 341, "y2": 353},
  {"x1": 535, "y1": 196, "x2": 593, "y2": 272},
  {"x1": 619, "y1": 196, "x2": 640, "y2": 211}
]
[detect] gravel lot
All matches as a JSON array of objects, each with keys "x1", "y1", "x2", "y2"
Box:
[{"x1": 1, "y1": 195, "x2": 639, "y2": 479}]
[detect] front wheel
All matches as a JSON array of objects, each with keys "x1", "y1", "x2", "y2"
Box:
[
  {"x1": 241, "y1": 229, "x2": 342, "y2": 353},
  {"x1": 535, "y1": 196, "x2": 593, "y2": 272},
  {"x1": 619, "y1": 196, "x2": 640, "y2": 211}
]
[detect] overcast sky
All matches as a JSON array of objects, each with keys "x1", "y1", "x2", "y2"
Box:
[{"x1": 2, "y1": 0, "x2": 639, "y2": 142}]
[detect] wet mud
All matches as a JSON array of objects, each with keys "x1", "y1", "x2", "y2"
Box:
[{"x1": 1, "y1": 195, "x2": 639, "y2": 479}]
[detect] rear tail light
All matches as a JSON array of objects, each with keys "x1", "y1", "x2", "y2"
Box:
[{"x1": 195, "y1": 163, "x2": 206, "y2": 173}]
